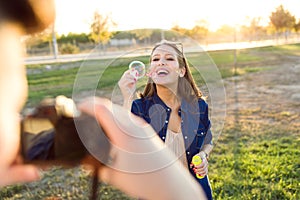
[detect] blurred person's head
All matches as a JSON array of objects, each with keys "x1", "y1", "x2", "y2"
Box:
[
  {"x1": 0, "y1": 0, "x2": 55, "y2": 34},
  {"x1": 0, "y1": 0, "x2": 56, "y2": 169}
]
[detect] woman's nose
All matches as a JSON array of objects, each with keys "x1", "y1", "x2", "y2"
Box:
[{"x1": 158, "y1": 59, "x2": 166, "y2": 66}]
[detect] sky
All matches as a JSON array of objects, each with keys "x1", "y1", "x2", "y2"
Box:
[{"x1": 54, "y1": 0, "x2": 300, "y2": 35}]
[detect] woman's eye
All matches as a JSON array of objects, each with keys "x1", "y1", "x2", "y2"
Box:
[{"x1": 167, "y1": 58, "x2": 175, "y2": 61}]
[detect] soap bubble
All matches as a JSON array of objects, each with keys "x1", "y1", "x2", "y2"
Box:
[{"x1": 129, "y1": 60, "x2": 145, "y2": 79}]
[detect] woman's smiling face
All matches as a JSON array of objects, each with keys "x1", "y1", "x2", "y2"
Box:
[{"x1": 149, "y1": 44, "x2": 183, "y2": 87}]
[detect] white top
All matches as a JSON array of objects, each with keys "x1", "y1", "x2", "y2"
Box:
[{"x1": 165, "y1": 129, "x2": 188, "y2": 169}]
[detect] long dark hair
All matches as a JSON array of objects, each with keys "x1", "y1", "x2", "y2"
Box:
[{"x1": 139, "y1": 40, "x2": 202, "y2": 101}]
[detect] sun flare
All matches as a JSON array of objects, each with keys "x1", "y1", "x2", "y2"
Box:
[{"x1": 55, "y1": 0, "x2": 299, "y2": 35}]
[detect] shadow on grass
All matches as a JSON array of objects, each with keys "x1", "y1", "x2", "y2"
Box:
[{"x1": 210, "y1": 100, "x2": 300, "y2": 200}]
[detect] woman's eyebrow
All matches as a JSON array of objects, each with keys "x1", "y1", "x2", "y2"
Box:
[
  {"x1": 152, "y1": 53, "x2": 160, "y2": 57},
  {"x1": 152, "y1": 53, "x2": 176, "y2": 57}
]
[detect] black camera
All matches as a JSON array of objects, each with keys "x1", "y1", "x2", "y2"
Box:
[
  {"x1": 20, "y1": 96, "x2": 111, "y2": 200},
  {"x1": 20, "y1": 95, "x2": 111, "y2": 167}
]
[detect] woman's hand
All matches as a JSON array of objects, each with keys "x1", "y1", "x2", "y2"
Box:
[
  {"x1": 118, "y1": 69, "x2": 138, "y2": 108},
  {"x1": 190, "y1": 151, "x2": 209, "y2": 177}
]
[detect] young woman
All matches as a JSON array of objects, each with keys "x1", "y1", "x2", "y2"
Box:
[{"x1": 119, "y1": 40, "x2": 214, "y2": 199}]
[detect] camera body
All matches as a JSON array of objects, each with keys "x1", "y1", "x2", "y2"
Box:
[{"x1": 20, "y1": 96, "x2": 111, "y2": 168}]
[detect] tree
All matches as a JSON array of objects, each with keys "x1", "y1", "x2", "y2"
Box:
[
  {"x1": 294, "y1": 19, "x2": 300, "y2": 34},
  {"x1": 171, "y1": 25, "x2": 188, "y2": 36},
  {"x1": 189, "y1": 20, "x2": 209, "y2": 42},
  {"x1": 89, "y1": 11, "x2": 116, "y2": 48},
  {"x1": 269, "y1": 5, "x2": 296, "y2": 38},
  {"x1": 58, "y1": 33, "x2": 90, "y2": 44},
  {"x1": 240, "y1": 17, "x2": 266, "y2": 41},
  {"x1": 188, "y1": 25, "x2": 208, "y2": 42},
  {"x1": 130, "y1": 29, "x2": 153, "y2": 45},
  {"x1": 207, "y1": 25, "x2": 236, "y2": 43}
]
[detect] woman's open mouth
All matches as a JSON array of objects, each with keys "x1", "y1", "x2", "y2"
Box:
[{"x1": 156, "y1": 69, "x2": 169, "y2": 76}]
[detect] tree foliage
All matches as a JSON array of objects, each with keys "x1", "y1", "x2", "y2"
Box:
[
  {"x1": 89, "y1": 11, "x2": 116, "y2": 45},
  {"x1": 189, "y1": 25, "x2": 208, "y2": 41},
  {"x1": 171, "y1": 25, "x2": 189, "y2": 37},
  {"x1": 294, "y1": 19, "x2": 300, "y2": 33},
  {"x1": 127, "y1": 29, "x2": 155, "y2": 45},
  {"x1": 58, "y1": 33, "x2": 90, "y2": 44},
  {"x1": 240, "y1": 17, "x2": 267, "y2": 41},
  {"x1": 269, "y1": 5, "x2": 296, "y2": 33},
  {"x1": 130, "y1": 29, "x2": 153, "y2": 42},
  {"x1": 172, "y1": 20, "x2": 208, "y2": 42}
]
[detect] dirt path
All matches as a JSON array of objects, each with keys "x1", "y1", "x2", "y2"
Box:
[{"x1": 223, "y1": 54, "x2": 300, "y2": 132}]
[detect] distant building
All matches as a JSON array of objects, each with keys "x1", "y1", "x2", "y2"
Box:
[{"x1": 109, "y1": 38, "x2": 136, "y2": 47}]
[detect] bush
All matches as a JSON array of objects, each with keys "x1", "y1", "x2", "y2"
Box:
[{"x1": 59, "y1": 43, "x2": 79, "y2": 54}]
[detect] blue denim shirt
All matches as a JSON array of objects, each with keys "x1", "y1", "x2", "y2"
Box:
[{"x1": 131, "y1": 93, "x2": 211, "y2": 167}]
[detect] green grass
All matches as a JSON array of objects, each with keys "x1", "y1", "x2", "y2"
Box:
[
  {"x1": 256, "y1": 43, "x2": 300, "y2": 56},
  {"x1": 210, "y1": 120, "x2": 300, "y2": 200},
  {"x1": 0, "y1": 167, "x2": 135, "y2": 200}
]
